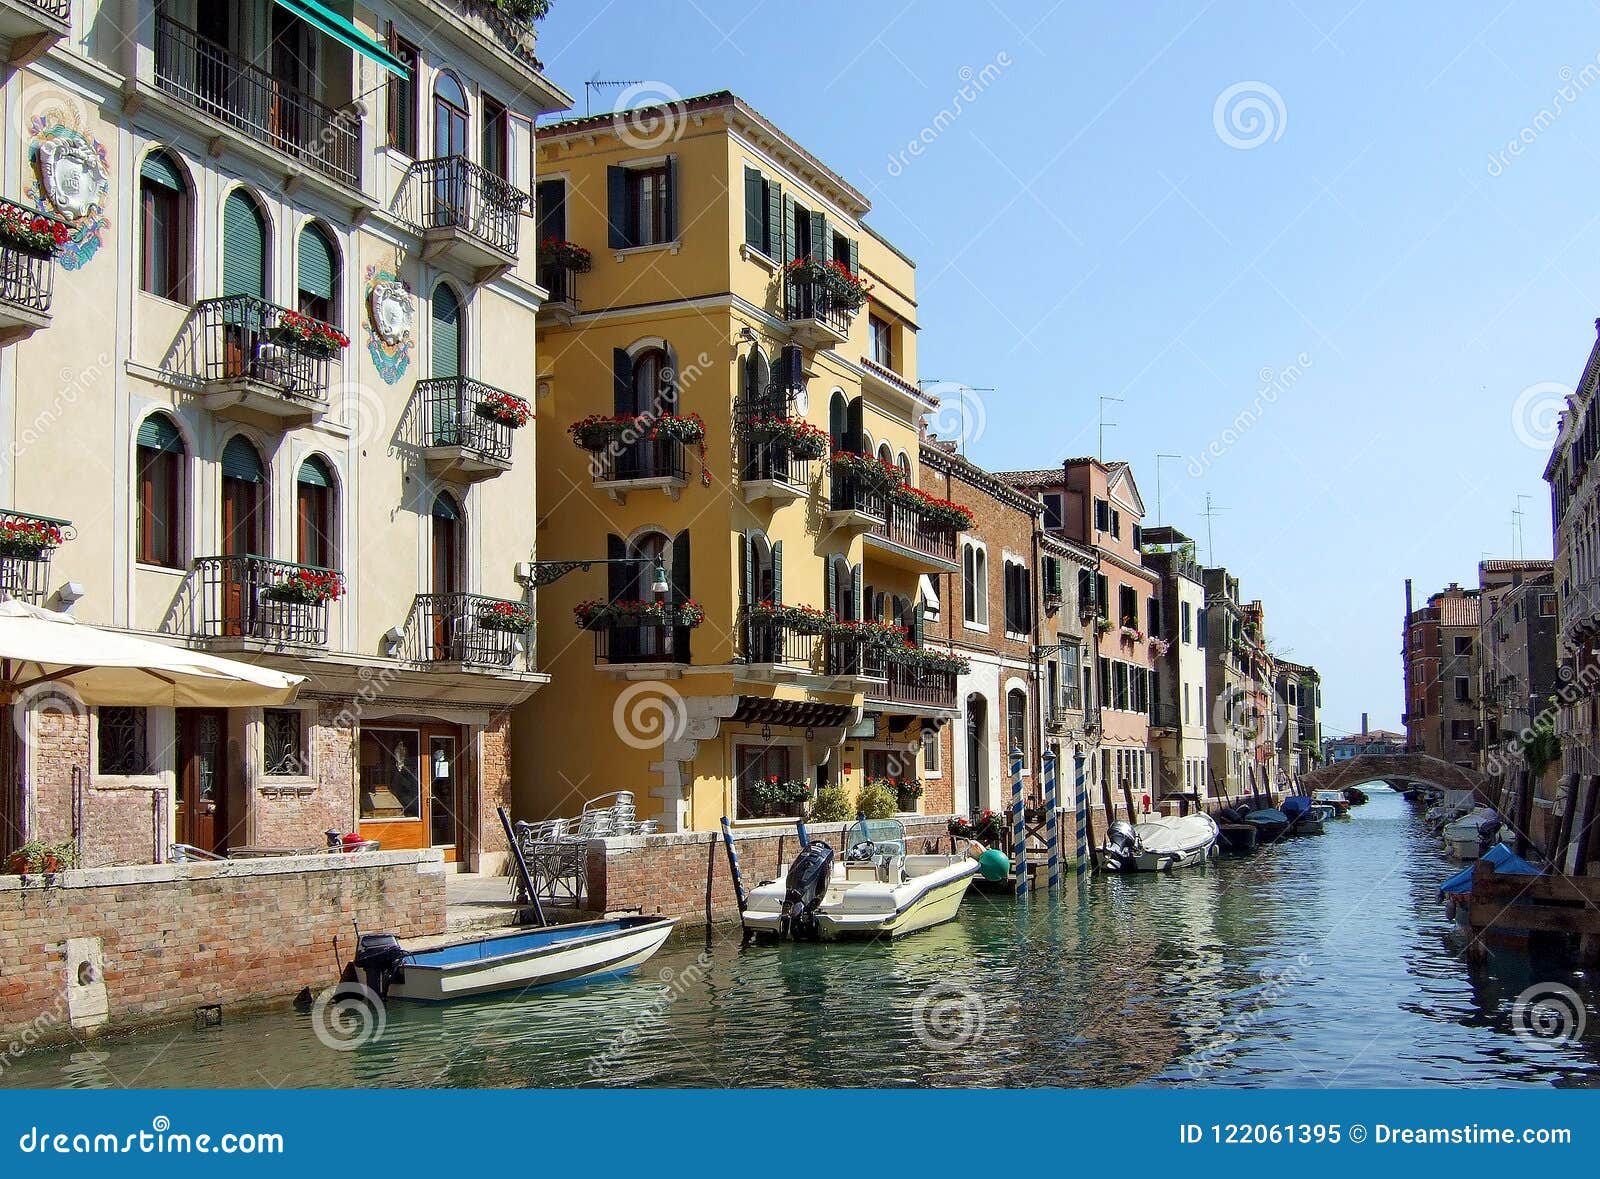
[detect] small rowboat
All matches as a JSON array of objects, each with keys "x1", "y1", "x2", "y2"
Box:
[
  {"x1": 1098, "y1": 812, "x2": 1220, "y2": 872},
  {"x1": 348, "y1": 916, "x2": 677, "y2": 1002}
]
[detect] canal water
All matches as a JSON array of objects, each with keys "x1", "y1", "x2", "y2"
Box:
[{"x1": 6, "y1": 789, "x2": 1598, "y2": 1088}]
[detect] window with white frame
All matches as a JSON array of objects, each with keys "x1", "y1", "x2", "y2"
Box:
[
  {"x1": 264, "y1": 709, "x2": 309, "y2": 776},
  {"x1": 962, "y1": 542, "x2": 988, "y2": 626}
]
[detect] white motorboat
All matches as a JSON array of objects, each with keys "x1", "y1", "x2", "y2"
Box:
[
  {"x1": 1443, "y1": 806, "x2": 1500, "y2": 860},
  {"x1": 1098, "y1": 812, "x2": 1220, "y2": 872},
  {"x1": 347, "y1": 916, "x2": 677, "y2": 1002},
  {"x1": 742, "y1": 819, "x2": 982, "y2": 940}
]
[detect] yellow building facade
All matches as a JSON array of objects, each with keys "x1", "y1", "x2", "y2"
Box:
[
  {"x1": 0, "y1": 1, "x2": 566, "y2": 870},
  {"x1": 521, "y1": 92, "x2": 966, "y2": 833}
]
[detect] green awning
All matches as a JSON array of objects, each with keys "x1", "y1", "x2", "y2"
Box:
[{"x1": 272, "y1": 0, "x2": 411, "y2": 78}]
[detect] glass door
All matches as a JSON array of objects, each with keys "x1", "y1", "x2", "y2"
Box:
[{"x1": 428, "y1": 735, "x2": 459, "y2": 861}]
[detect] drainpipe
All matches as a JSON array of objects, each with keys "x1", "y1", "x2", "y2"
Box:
[{"x1": 1030, "y1": 519, "x2": 1044, "y2": 796}]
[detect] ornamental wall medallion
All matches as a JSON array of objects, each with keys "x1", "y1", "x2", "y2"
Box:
[
  {"x1": 364, "y1": 267, "x2": 413, "y2": 385},
  {"x1": 26, "y1": 111, "x2": 109, "y2": 271}
]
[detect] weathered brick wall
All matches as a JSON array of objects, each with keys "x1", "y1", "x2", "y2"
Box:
[
  {"x1": 0, "y1": 850, "x2": 445, "y2": 1048},
  {"x1": 587, "y1": 816, "x2": 954, "y2": 921},
  {"x1": 474, "y1": 713, "x2": 513, "y2": 874},
  {"x1": 252, "y1": 701, "x2": 357, "y2": 849}
]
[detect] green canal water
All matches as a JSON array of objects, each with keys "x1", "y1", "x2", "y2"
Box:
[{"x1": 5, "y1": 789, "x2": 1598, "y2": 1088}]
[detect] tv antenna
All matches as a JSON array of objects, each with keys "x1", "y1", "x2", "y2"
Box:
[
  {"x1": 918, "y1": 380, "x2": 994, "y2": 458},
  {"x1": 585, "y1": 79, "x2": 646, "y2": 117},
  {"x1": 1200, "y1": 492, "x2": 1228, "y2": 566},
  {"x1": 1513, "y1": 493, "x2": 1531, "y2": 559},
  {"x1": 1098, "y1": 396, "x2": 1123, "y2": 462}
]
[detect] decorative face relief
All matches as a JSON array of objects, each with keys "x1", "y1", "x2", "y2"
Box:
[
  {"x1": 368, "y1": 280, "x2": 413, "y2": 347},
  {"x1": 37, "y1": 136, "x2": 105, "y2": 221}
]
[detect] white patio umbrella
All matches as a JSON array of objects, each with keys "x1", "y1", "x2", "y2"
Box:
[{"x1": 0, "y1": 600, "x2": 303, "y2": 707}]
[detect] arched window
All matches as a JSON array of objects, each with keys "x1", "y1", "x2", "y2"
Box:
[
  {"x1": 828, "y1": 555, "x2": 857, "y2": 622},
  {"x1": 829, "y1": 391, "x2": 847, "y2": 452},
  {"x1": 743, "y1": 347, "x2": 769, "y2": 404},
  {"x1": 221, "y1": 189, "x2": 268, "y2": 300},
  {"x1": 630, "y1": 346, "x2": 675, "y2": 416},
  {"x1": 296, "y1": 456, "x2": 336, "y2": 569},
  {"x1": 433, "y1": 71, "x2": 469, "y2": 159},
  {"x1": 296, "y1": 223, "x2": 339, "y2": 325},
  {"x1": 1006, "y1": 688, "x2": 1029, "y2": 761},
  {"x1": 135, "y1": 414, "x2": 185, "y2": 568},
  {"x1": 430, "y1": 491, "x2": 463, "y2": 596},
  {"x1": 897, "y1": 451, "x2": 911, "y2": 480},
  {"x1": 139, "y1": 151, "x2": 189, "y2": 301},
  {"x1": 220, "y1": 436, "x2": 266, "y2": 558},
  {"x1": 962, "y1": 543, "x2": 988, "y2": 626},
  {"x1": 431, "y1": 283, "x2": 461, "y2": 378},
  {"x1": 876, "y1": 441, "x2": 893, "y2": 465}
]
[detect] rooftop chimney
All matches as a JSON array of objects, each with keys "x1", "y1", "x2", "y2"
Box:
[{"x1": 1361, "y1": 712, "x2": 1369, "y2": 734}]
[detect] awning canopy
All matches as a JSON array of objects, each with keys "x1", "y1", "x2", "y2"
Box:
[
  {"x1": 272, "y1": 0, "x2": 411, "y2": 78},
  {"x1": 0, "y1": 601, "x2": 303, "y2": 708}
]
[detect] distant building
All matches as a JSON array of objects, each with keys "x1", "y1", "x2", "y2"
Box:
[
  {"x1": 1323, "y1": 721, "x2": 1407, "y2": 763},
  {"x1": 1402, "y1": 580, "x2": 1482, "y2": 768},
  {"x1": 1141, "y1": 527, "x2": 1211, "y2": 803},
  {"x1": 1275, "y1": 660, "x2": 1322, "y2": 779}
]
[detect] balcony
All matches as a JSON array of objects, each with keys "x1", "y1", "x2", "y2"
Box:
[
  {"x1": 0, "y1": 0, "x2": 69, "y2": 64},
  {"x1": 152, "y1": 13, "x2": 359, "y2": 190},
  {"x1": 826, "y1": 633, "x2": 871, "y2": 680},
  {"x1": 740, "y1": 439, "x2": 813, "y2": 506},
  {"x1": 190, "y1": 555, "x2": 340, "y2": 649},
  {"x1": 738, "y1": 613, "x2": 823, "y2": 677},
  {"x1": 829, "y1": 472, "x2": 959, "y2": 573},
  {"x1": 187, "y1": 296, "x2": 336, "y2": 426},
  {"x1": 403, "y1": 592, "x2": 532, "y2": 670},
  {"x1": 594, "y1": 615, "x2": 692, "y2": 668},
  {"x1": 396, "y1": 156, "x2": 524, "y2": 280},
  {"x1": 784, "y1": 271, "x2": 854, "y2": 350},
  {"x1": 417, "y1": 377, "x2": 521, "y2": 484},
  {"x1": 537, "y1": 262, "x2": 579, "y2": 326},
  {"x1": 862, "y1": 650, "x2": 958, "y2": 713},
  {"x1": 590, "y1": 436, "x2": 687, "y2": 502},
  {"x1": 0, "y1": 508, "x2": 70, "y2": 605},
  {"x1": 0, "y1": 199, "x2": 61, "y2": 340}
]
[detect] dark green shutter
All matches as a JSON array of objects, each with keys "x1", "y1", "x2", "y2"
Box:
[
  {"x1": 141, "y1": 152, "x2": 183, "y2": 191},
  {"x1": 809, "y1": 211, "x2": 828, "y2": 262},
  {"x1": 912, "y1": 600, "x2": 925, "y2": 645},
  {"x1": 220, "y1": 436, "x2": 265, "y2": 483},
  {"x1": 741, "y1": 533, "x2": 753, "y2": 606},
  {"x1": 606, "y1": 534, "x2": 627, "y2": 601},
  {"x1": 297, "y1": 456, "x2": 332, "y2": 487},
  {"x1": 221, "y1": 191, "x2": 266, "y2": 300},
  {"x1": 430, "y1": 285, "x2": 460, "y2": 378},
  {"x1": 846, "y1": 397, "x2": 865, "y2": 454},
  {"x1": 613, "y1": 348, "x2": 634, "y2": 415},
  {"x1": 825, "y1": 558, "x2": 836, "y2": 617},
  {"x1": 772, "y1": 540, "x2": 783, "y2": 604},
  {"x1": 671, "y1": 530, "x2": 691, "y2": 602},
  {"x1": 743, "y1": 167, "x2": 763, "y2": 250},
  {"x1": 297, "y1": 227, "x2": 336, "y2": 302},
  {"x1": 851, "y1": 564, "x2": 863, "y2": 621},
  {"x1": 781, "y1": 194, "x2": 795, "y2": 261},
  {"x1": 663, "y1": 156, "x2": 678, "y2": 241},
  {"x1": 606, "y1": 166, "x2": 629, "y2": 249},
  {"x1": 847, "y1": 236, "x2": 859, "y2": 275},
  {"x1": 536, "y1": 178, "x2": 566, "y2": 241},
  {"x1": 766, "y1": 180, "x2": 782, "y2": 257},
  {"x1": 136, "y1": 414, "x2": 184, "y2": 454}
]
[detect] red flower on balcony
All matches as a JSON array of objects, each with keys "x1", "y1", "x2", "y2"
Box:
[
  {"x1": 475, "y1": 389, "x2": 533, "y2": 428},
  {"x1": 0, "y1": 203, "x2": 69, "y2": 256},
  {"x1": 274, "y1": 310, "x2": 350, "y2": 358},
  {"x1": 537, "y1": 237, "x2": 592, "y2": 273},
  {"x1": 263, "y1": 567, "x2": 345, "y2": 605},
  {"x1": 0, "y1": 517, "x2": 62, "y2": 559},
  {"x1": 568, "y1": 412, "x2": 706, "y2": 450},
  {"x1": 786, "y1": 257, "x2": 871, "y2": 310}
]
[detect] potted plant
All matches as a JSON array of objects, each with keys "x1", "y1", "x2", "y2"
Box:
[
  {"x1": 6, "y1": 841, "x2": 45, "y2": 874},
  {"x1": 829, "y1": 618, "x2": 908, "y2": 650},
  {"x1": 0, "y1": 516, "x2": 63, "y2": 559},
  {"x1": 885, "y1": 645, "x2": 971, "y2": 675},
  {"x1": 808, "y1": 784, "x2": 853, "y2": 822},
  {"x1": 478, "y1": 600, "x2": 533, "y2": 632},
  {"x1": 786, "y1": 257, "x2": 871, "y2": 311},
  {"x1": 889, "y1": 778, "x2": 924, "y2": 812},
  {"x1": 1094, "y1": 617, "x2": 1113, "y2": 635},
  {"x1": 750, "y1": 775, "x2": 811, "y2": 819},
  {"x1": 745, "y1": 416, "x2": 829, "y2": 460},
  {"x1": 950, "y1": 810, "x2": 1005, "y2": 842},
  {"x1": 567, "y1": 412, "x2": 706, "y2": 451},
  {"x1": 536, "y1": 236, "x2": 592, "y2": 273},
  {"x1": 745, "y1": 601, "x2": 833, "y2": 634},
  {"x1": 854, "y1": 778, "x2": 897, "y2": 819},
  {"x1": 475, "y1": 389, "x2": 533, "y2": 428},
  {"x1": 272, "y1": 310, "x2": 350, "y2": 358},
  {"x1": 830, "y1": 451, "x2": 904, "y2": 491},
  {"x1": 0, "y1": 204, "x2": 69, "y2": 257},
  {"x1": 41, "y1": 839, "x2": 75, "y2": 874},
  {"x1": 262, "y1": 567, "x2": 345, "y2": 605},
  {"x1": 573, "y1": 599, "x2": 704, "y2": 630}
]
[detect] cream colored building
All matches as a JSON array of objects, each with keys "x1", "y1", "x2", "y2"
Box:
[{"x1": 0, "y1": 0, "x2": 567, "y2": 870}]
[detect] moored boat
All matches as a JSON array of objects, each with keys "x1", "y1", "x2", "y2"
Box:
[
  {"x1": 1439, "y1": 842, "x2": 1539, "y2": 929},
  {"x1": 742, "y1": 819, "x2": 983, "y2": 940},
  {"x1": 1098, "y1": 812, "x2": 1220, "y2": 872},
  {"x1": 1442, "y1": 806, "x2": 1500, "y2": 860},
  {"x1": 1311, "y1": 789, "x2": 1351, "y2": 816},
  {"x1": 1242, "y1": 807, "x2": 1290, "y2": 843},
  {"x1": 347, "y1": 916, "x2": 677, "y2": 1002}
]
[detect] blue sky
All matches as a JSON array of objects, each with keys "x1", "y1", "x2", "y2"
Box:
[{"x1": 532, "y1": 0, "x2": 1595, "y2": 737}]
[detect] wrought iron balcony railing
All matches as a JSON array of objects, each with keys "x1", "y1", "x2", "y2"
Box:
[
  {"x1": 739, "y1": 613, "x2": 821, "y2": 670},
  {"x1": 153, "y1": 12, "x2": 359, "y2": 188},
  {"x1": 418, "y1": 376, "x2": 517, "y2": 462},
  {"x1": 396, "y1": 156, "x2": 524, "y2": 258},
  {"x1": 0, "y1": 199, "x2": 59, "y2": 321},
  {"x1": 403, "y1": 592, "x2": 532, "y2": 670},
  {"x1": 190, "y1": 295, "x2": 336, "y2": 407},
  {"x1": 191, "y1": 555, "x2": 339, "y2": 647},
  {"x1": 538, "y1": 263, "x2": 576, "y2": 307},
  {"x1": 0, "y1": 508, "x2": 70, "y2": 605},
  {"x1": 827, "y1": 633, "x2": 868, "y2": 677},
  {"x1": 591, "y1": 435, "x2": 686, "y2": 485},
  {"x1": 740, "y1": 440, "x2": 812, "y2": 488},
  {"x1": 25, "y1": 0, "x2": 71, "y2": 19},
  {"x1": 832, "y1": 473, "x2": 959, "y2": 565},
  {"x1": 784, "y1": 272, "x2": 853, "y2": 338},
  {"x1": 862, "y1": 651, "x2": 958, "y2": 711},
  {"x1": 594, "y1": 615, "x2": 692, "y2": 666}
]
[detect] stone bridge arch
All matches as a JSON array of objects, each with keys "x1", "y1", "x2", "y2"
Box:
[{"x1": 1302, "y1": 754, "x2": 1492, "y2": 804}]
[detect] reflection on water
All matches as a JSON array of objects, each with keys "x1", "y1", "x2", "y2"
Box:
[{"x1": 6, "y1": 791, "x2": 1598, "y2": 1088}]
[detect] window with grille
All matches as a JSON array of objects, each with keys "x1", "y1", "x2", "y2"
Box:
[
  {"x1": 97, "y1": 708, "x2": 149, "y2": 775},
  {"x1": 264, "y1": 709, "x2": 307, "y2": 776}
]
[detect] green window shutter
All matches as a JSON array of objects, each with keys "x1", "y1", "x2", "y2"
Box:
[
  {"x1": 221, "y1": 191, "x2": 266, "y2": 300},
  {"x1": 297, "y1": 456, "x2": 332, "y2": 488},
  {"x1": 741, "y1": 533, "x2": 753, "y2": 606},
  {"x1": 141, "y1": 152, "x2": 183, "y2": 191},
  {"x1": 766, "y1": 181, "x2": 782, "y2": 258},
  {"x1": 430, "y1": 285, "x2": 460, "y2": 378},
  {"x1": 221, "y1": 436, "x2": 265, "y2": 483},
  {"x1": 846, "y1": 396, "x2": 865, "y2": 454},
  {"x1": 136, "y1": 414, "x2": 184, "y2": 454},
  {"x1": 825, "y1": 558, "x2": 836, "y2": 616},
  {"x1": 613, "y1": 348, "x2": 634, "y2": 415},
  {"x1": 851, "y1": 564, "x2": 863, "y2": 621},
  {"x1": 743, "y1": 167, "x2": 763, "y2": 250},
  {"x1": 809, "y1": 211, "x2": 828, "y2": 262},
  {"x1": 606, "y1": 166, "x2": 630, "y2": 249},
  {"x1": 297, "y1": 226, "x2": 336, "y2": 302},
  {"x1": 663, "y1": 156, "x2": 678, "y2": 241},
  {"x1": 772, "y1": 540, "x2": 783, "y2": 604},
  {"x1": 606, "y1": 534, "x2": 627, "y2": 601},
  {"x1": 781, "y1": 194, "x2": 795, "y2": 261},
  {"x1": 536, "y1": 179, "x2": 566, "y2": 242},
  {"x1": 671, "y1": 529, "x2": 691, "y2": 601},
  {"x1": 847, "y1": 236, "x2": 859, "y2": 276}
]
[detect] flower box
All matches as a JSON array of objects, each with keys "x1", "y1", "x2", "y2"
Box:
[
  {"x1": 568, "y1": 412, "x2": 706, "y2": 451},
  {"x1": 829, "y1": 618, "x2": 909, "y2": 650},
  {"x1": 474, "y1": 390, "x2": 533, "y2": 428},
  {"x1": 537, "y1": 237, "x2": 591, "y2": 273},
  {"x1": 478, "y1": 601, "x2": 533, "y2": 632},
  {"x1": 749, "y1": 776, "x2": 811, "y2": 818},
  {"x1": 889, "y1": 483, "x2": 973, "y2": 530},
  {"x1": 271, "y1": 311, "x2": 350, "y2": 358},
  {"x1": 574, "y1": 598, "x2": 705, "y2": 630},
  {"x1": 262, "y1": 569, "x2": 345, "y2": 605},
  {"x1": 786, "y1": 258, "x2": 870, "y2": 311},
  {"x1": 746, "y1": 416, "x2": 828, "y2": 460},
  {"x1": 949, "y1": 810, "x2": 1005, "y2": 842},
  {"x1": 831, "y1": 451, "x2": 904, "y2": 492},
  {"x1": 746, "y1": 601, "x2": 833, "y2": 634},
  {"x1": 0, "y1": 206, "x2": 68, "y2": 257},
  {"x1": 885, "y1": 645, "x2": 971, "y2": 675},
  {"x1": 0, "y1": 518, "x2": 62, "y2": 559}
]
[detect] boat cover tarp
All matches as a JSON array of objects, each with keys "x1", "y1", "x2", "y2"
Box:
[
  {"x1": 1244, "y1": 808, "x2": 1288, "y2": 824},
  {"x1": 1438, "y1": 842, "x2": 1540, "y2": 899},
  {"x1": 1282, "y1": 796, "x2": 1311, "y2": 820}
]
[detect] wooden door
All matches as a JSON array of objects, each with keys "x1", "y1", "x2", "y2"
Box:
[
  {"x1": 430, "y1": 496, "x2": 461, "y2": 659},
  {"x1": 358, "y1": 724, "x2": 462, "y2": 859},
  {"x1": 221, "y1": 473, "x2": 262, "y2": 636},
  {"x1": 177, "y1": 709, "x2": 228, "y2": 855}
]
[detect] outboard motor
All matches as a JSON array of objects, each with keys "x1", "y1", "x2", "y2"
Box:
[
  {"x1": 346, "y1": 932, "x2": 409, "y2": 999},
  {"x1": 778, "y1": 840, "x2": 834, "y2": 940},
  {"x1": 1102, "y1": 820, "x2": 1143, "y2": 872}
]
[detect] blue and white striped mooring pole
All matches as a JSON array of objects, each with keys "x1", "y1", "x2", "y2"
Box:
[
  {"x1": 1043, "y1": 750, "x2": 1060, "y2": 890},
  {"x1": 1010, "y1": 747, "x2": 1028, "y2": 896},
  {"x1": 1074, "y1": 754, "x2": 1091, "y2": 872},
  {"x1": 720, "y1": 816, "x2": 748, "y2": 913}
]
